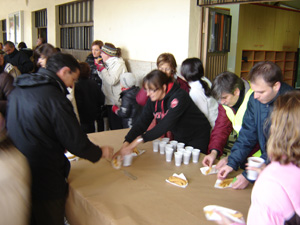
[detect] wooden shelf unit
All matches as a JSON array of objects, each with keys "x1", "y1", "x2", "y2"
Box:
[{"x1": 241, "y1": 50, "x2": 296, "y2": 86}]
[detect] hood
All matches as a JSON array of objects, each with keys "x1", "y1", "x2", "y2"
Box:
[
  {"x1": 14, "y1": 68, "x2": 69, "y2": 95},
  {"x1": 163, "y1": 82, "x2": 179, "y2": 100}
]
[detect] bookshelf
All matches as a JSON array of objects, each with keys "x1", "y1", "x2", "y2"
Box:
[{"x1": 241, "y1": 50, "x2": 297, "y2": 86}]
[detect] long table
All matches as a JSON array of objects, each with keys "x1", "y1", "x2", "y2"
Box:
[{"x1": 65, "y1": 129, "x2": 252, "y2": 225}]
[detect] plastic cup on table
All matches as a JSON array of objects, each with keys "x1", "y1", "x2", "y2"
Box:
[
  {"x1": 159, "y1": 141, "x2": 167, "y2": 155},
  {"x1": 161, "y1": 137, "x2": 170, "y2": 143},
  {"x1": 152, "y1": 139, "x2": 160, "y2": 152},
  {"x1": 169, "y1": 140, "x2": 178, "y2": 150},
  {"x1": 174, "y1": 152, "x2": 183, "y2": 166},
  {"x1": 176, "y1": 142, "x2": 185, "y2": 150},
  {"x1": 192, "y1": 149, "x2": 201, "y2": 163},
  {"x1": 165, "y1": 148, "x2": 173, "y2": 162},
  {"x1": 177, "y1": 148, "x2": 185, "y2": 154},
  {"x1": 183, "y1": 150, "x2": 191, "y2": 165},
  {"x1": 123, "y1": 154, "x2": 133, "y2": 167},
  {"x1": 185, "y1": 146, "x2": 194, "y2": 152}
]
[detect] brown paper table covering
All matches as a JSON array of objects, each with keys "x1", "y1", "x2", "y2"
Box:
[{"x1": 65, "y1": 129, "x2": 252, "y2": 225}]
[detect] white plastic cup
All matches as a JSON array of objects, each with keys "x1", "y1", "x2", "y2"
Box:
[
  {"x1": 161, "y1": 137, "x2": 170, "y2": 143},
  {"x1": 174, "y1": 152, "x2": 183, "y2": 166},
  {"x1": 169, "y1": 140, "x2": 178, "y2": 150},
  {"x1": 192, "y1": 149, "x2": 201, "y2": 163},
  {"x1": 176, "y1": 142, "x2": 185, "y2": 150},
  {"x1": 153, "y1": 140, "x2": 160, "y2": 152},
  {"x1": 247, "y1": 157, "x2": 265, "y2": 180},
  {"x1": 165, "y1": 144, "x2": 173, "y2": 152},
  {"x1": 177, "y1": 148, "x2": 185, "y2": 154},
  {"x1": 123, "y1": 154, "x2": 133, "y2": 167},
  {"x1": 165, "y1": 148, "x2": 173, "y2": 162},
  {"x1": 159, "y1": 141, "x2": 167, "y2": 155},
  {"x1": 185, "y1": 146, "x2": 194, "y2": 152},
  {"x1": 183, "y1": 151, "x2": 191, "y2": 165}
]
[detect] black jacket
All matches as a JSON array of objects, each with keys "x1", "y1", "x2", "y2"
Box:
[
  {"x1": 7, "y1": 68, "x2": 102, "y2": 200},
  {"x1": 117, "y1": 86, "x2": 141, "y2": 128},
  {"x1": 75, "y1": 77, "x2": 105, "y2": 124},
  {"x1": 125, "y1": 82, "x2": 211, "y2": 151},
  {"x1": 4, "y1": 49, "x2": 33, "y2": 73},
  {"x1": 85, "y1": 53, "x2": 103, "y2": 88}
]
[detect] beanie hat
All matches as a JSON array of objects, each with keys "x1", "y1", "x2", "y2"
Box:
[
  {"x1": 120, "y1": 72, "x2": 136, "y2": 89},
  {"x1": 101, "y1": 45, "x2": 118, "y2": 57}
]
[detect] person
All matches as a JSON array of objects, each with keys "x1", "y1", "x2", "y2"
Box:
[
  {"x1": 18, "y1": 41, "x2": 33, "y2": 59},
  {"x1": 0, "y1": 113, "x2": 31, "y2": 225},
  {"x1": 112, "y1": 72, "x2": 140, "y2": 128},
  {"x1": 3, "y1": 41, "x2": 33, "y2": 74},
  {"x1": 214, "y1": 91, "x2": 300, "y2": 225},
  {"x1": 95, "y1": 42, "x2": 128, "y2": 130},
  {"x1": 33, "y1": 43, "x2": 57, "y2": 72},
  {"x1": 36, "y1": 37, "x2": 46, "y2": 47},
  {"x1": 136, "y1": 52, "x2": 189, "y2": 107},
  {"x1": 75, "y1": 62, "x2": 105, "y2": 133},
  {"x1": 202, "y1": 72, "x2": 260, "y2": 169},
  {"x1": 0, "y1": 49, "x2": 21, "y2": 79},
  {"x1": 114, "y1": 69, "x2": 211, "y2": 158},
  {"x1": 6, "y1": 53, "x2": 114, "y2": 225},
  {"x1": 85, "y1": 40, "x2": 105, "y2": 131},
  {"x1": 0, "y1": 42, "x2": 3, "y2": 50},
  {"x1": 0, "y1": 67, "x2": 14, "y2": 116},
  {"x1": 180, "y1": 57, "x2": 218, "y2": 128},
  {"x1": 217, "y1": 61, "x2": 293, "y2": 190}
]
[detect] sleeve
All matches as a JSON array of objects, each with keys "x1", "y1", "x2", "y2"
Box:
[
  {"x1": 97, "y1": 61, "x2": 125, "y2": 86},
  {"x1": 207, "y1": 104, "x2": 233, "y2": 155},
  {"x1": 116, "y1": 95, "x2": 132, "y2": 118},
  {"x1": 50, "y1": 97, "x2": 102, "y2": 162},
  {"x1": 227, "y1": 96, "x2": 259, "y2": 171},
  {"x1": 124, "y1": 99, "x2": 155, "y2": 143},
  {"x1": 136, "y1": 88, "x2": 148, "y2": 106},
  {"x1": 17, "y1": 53, "x2": 33, "y2": 74},
  {"x1": 142, "y1": 92, "x2": 189, "y2": 142},
  {"x1": 0, "y1": 73, "x2": 14, "y2": 115}
]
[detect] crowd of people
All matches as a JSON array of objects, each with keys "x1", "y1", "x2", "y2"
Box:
[{"x1": 0, "y1": 38, "x2": 299, "y2": 225}]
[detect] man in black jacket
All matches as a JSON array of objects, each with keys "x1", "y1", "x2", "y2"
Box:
[
  {"x1": 3, "y1": 41, "x2": 33, "y2": 73},
  {"x1": 7, "y1": 53, "x2": 113, "y2": 225}
]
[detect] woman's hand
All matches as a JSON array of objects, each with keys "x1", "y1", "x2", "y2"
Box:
[{"x1": 246, "y1": 163, "x2": 266, "y2": 176}]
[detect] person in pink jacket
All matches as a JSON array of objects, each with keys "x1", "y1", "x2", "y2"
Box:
[{"x1": 214, "y1": 90, "x2": 300, "y2": 225}]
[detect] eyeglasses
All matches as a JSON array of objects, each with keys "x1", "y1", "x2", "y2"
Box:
[{"x1": 145, "y1": 88, "x2": 159, "y2": 94}]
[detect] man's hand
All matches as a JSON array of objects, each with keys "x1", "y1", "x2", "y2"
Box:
[
  {"x1": 202, "y1": 150, "x2": 218, "y2": 167},
  {"x1": 100, "y1": 146, "x2": 114, "y2": 161},
  {"x1": 232, "y1": 174, "x2": 249, "y2": 190},
  {"x1": 217, "y1": 165, "x2": 233, "y2": 179},
  {"x1": 215, "y1": 156, "x2": 228, "y2": 170}
]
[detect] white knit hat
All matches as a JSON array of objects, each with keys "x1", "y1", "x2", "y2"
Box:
[{"x1": 120, "y1": 72, "x2": 136, "y2": 88}]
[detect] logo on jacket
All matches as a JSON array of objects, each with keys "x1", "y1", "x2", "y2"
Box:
[{"x1": 170, "y1": 98, "x2": 178, "y2": 108}]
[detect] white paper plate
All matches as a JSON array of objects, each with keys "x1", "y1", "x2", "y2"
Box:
[
  {"x1": 214, "y1": 179, "x2": 234, "y2": 189},
  {"x1": 165, "y1": 173, "x2": 188, "y2": 188},
  {"x1": 132, "y1": 149, "x2": 146, "y2": 157},
  {"x1": 200, "y1": 165, "x2": 218, "y2": 175},
  {"x1": 203, "y1": 205, "x2": 245, "y2": 223}
]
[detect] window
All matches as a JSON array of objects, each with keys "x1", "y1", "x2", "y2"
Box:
[
  {"x1": 8, "y1": 11, "x2": 24, "y2": 44},
  {"x1": 1, "y1": 19, "x2": 6, "y2": 43},
  {"x1": 35, "y1": 9, "x2": 47, "y2": 42},
  {"x1": 59, "y1": 0, "x2": 93, "y2": 50}
]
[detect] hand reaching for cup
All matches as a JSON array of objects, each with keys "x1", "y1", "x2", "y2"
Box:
[{"x1": 100, "y1": 146, "x2": 114, "y2": 161}]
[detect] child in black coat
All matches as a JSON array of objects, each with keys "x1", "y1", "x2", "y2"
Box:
[{"x1": 112, "y1": 73, "x2": 140, "y2": 128}]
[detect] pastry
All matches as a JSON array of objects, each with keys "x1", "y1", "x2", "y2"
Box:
[
  {"x1": 167, "y1": 176, "x2": 188, "y2": 186},
  {"x1": 219, "y1": 178, "x2": 234, "y2": 188}
]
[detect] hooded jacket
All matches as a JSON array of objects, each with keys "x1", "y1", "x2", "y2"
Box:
[
  {"x1": 227, "y1": 82, "x2": 293, "y2": 175},
  {"x1": 125, "y1": 82, "x2": 211, "y2": 151},
  {"x1": 116, "y1": 86, "x2": 141, "y2": 128},
  {"x1": 7, "y1": 68, "x2": 102, "y2": 200}
]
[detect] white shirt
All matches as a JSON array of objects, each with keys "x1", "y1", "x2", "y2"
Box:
[{"x1": 188, "y1": 77, "x2": 218, "y2": 128}]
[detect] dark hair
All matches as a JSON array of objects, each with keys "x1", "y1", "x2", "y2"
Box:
[
  {"x1": 181, "y1": 57, "x2": 211, "y2": 97},
  {"x1": 104, "y1": 42, "x2": 121, "y2": 57},
  {"x1": 4, "y1": 41, "x2": 15, "y2": 48},
  {"x1": 55, "y1": 47, "x2": 61, "y2": 52},
  {"x1": 46, "y1": 53, "x2": 80, "y2": 73},
  {"x1": 143, "y1": 69, "x2": 173, "y2": 90},
  {"x1": 156, "y1": 53, "x2": 177, "y2": 75},
  {"x1": 249, "y1": 61, "x2": 282, "y2": 86},
  {"x1": 79, "y1": 62, "x2": 91, "y2": 79},
  {"x1": 18, "y1": 42, "x2": 27, "y2": 49},
  {"x1": 91, "y1": 40, "x2": 103, "y2": 49},
  {"x1": 211, "y1": 71, "x2": 244, "y2": 100},
  {"x1": 35, "y1": 43, "x2": 56, "y2": 58}
]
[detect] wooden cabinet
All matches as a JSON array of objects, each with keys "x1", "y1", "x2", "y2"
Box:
[{"x1": 241, "y1": 50, "x2": 296, "y2": 86}]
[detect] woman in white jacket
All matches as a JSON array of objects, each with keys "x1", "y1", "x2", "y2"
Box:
[
  {"x1": 181, "y1": 57, "x2": 218, "y2": 128},
  {"x1": 95, "y1": 43, "x2": 128, "y2": 130}
]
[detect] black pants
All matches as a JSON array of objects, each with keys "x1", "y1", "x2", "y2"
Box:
[
  {"x1": 30, "y1": 197, "x2": 66, "y2": 225},
  {"x1": 107, "y1": 105, "x2": 123, "y2": 130}
]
